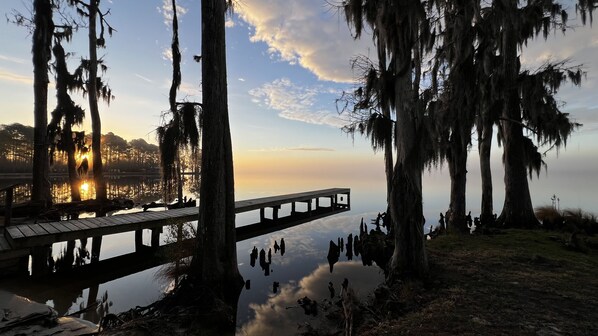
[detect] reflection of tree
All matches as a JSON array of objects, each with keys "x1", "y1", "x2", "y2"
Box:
[{"x1": 3, "y1": 176, "x2": 168, "y2": 204}]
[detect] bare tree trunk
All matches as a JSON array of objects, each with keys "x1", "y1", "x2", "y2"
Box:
[
  {"x1": 31, "y1": 0, "x2": 53, "y2": 207},
  {"x1": 447, "y1": 134, "x2": 469, "y2": 233},
  {"x1": 387, "y1": 71, "x2": 428, "y2": 280},
  {"x1": 497, "y1": 3, "x2": 539, "y2": 228},
  {"x1": 188, "y1": 0, "x2": 243, "y2": 303},
  {"x1": 478, "y1": 116, "x2": 494, "y2": 226},
  {"x1": 65, "y1": 124, "x2": 81, "y2": 204},
  {"x1": 384, "y1": 128, "x2": 393, "y2": 203},
  {"x1": 87, "y1": 0, "x2": 107, "y2": 213},
  {"x1": 388, "y1": 162, "x2": 428, "y2": 280}
]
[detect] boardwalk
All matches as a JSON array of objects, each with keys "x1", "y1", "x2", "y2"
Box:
[{"x1": 0, "y1": 188, "x2": 350, "y2": 276}]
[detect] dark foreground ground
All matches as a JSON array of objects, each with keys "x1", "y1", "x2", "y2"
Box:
[{"x1": 350, "y1": 229, "x2": 598, "y2": 336}]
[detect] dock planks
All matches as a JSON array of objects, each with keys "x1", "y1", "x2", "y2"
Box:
[{"x1": 3, "y1": 188, "x2": 350, "y2": 250}]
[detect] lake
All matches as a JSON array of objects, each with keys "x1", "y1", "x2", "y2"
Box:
[{"x1": 0, "y1": 164, "x2": 596, "y2": 335}]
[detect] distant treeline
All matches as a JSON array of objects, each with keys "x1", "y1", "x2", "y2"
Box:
[{"x1": 0, "y1": 123, "x2": 162, "y2": 174}]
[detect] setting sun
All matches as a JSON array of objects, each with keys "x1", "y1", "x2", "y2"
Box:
[{"x1": 80, "y1": 181, "x2": 89, "y2": 192}]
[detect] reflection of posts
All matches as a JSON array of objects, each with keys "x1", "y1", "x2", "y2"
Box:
[
  {"x1": 346, "y1": 233, "x2": 353, "y2": 260},
  {"x1": 274, "y1": 240, "x2": 280, "y2": 253},
  {"x1": 353, "y1": 235, "x2": 360, "y2": 257},
  {"x1": 327, "y1": 240, "x2": 340, "y2": 273},
  {"x1": 280, "y1": 238, "x2": 286, "y2": 256},
  {"x1": 84, "y1": 284, "x2": 100, "y2": 323},
  {"x1": 250, "y1": 246, "x2": 258, "y2": 267}
]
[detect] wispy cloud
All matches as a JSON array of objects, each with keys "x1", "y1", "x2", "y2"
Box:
[
  {"x1": 162, "y1": 48, "x2": 173, "y2": 62},
  {"x1": 249, "y1": 147, "x2": 335, "y2": 152},
  {"x1": 288, "y1": 147, "x2": 335, "y2": 151},
  {"x1": 0, "y1": 69, "x2": 32, "y2": 85},
  {"x1": 225, "y1": 18, "x2": 235, "y2": 28},
  {"x1": 234, "y1": 0, "x2": 374, "y2": 83},
  {"x1": 134, "y1": 73, "x2": 154, "y2": 83},
  {"x1": 249, "y1": 78, "x2": 345, "y2": 128},
  {"x1": 157, "y1": 0, "x2": 188, "y2": 27},
  {"x1": 0, "y1": 54, "x2": 27, "y2": 64}
]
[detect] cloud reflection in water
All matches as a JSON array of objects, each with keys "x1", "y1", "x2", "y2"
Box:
[{"x1": 238, "y1": 261, "x2": 383, "y2": 335}]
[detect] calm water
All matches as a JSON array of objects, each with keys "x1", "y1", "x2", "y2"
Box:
[{"x1": 1, "y1": 165, "x2": 596, "y2": 335}]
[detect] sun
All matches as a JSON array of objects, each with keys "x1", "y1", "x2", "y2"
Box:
[{"x1": 80, "y1": 181, "x2": 89, "y2": 192}]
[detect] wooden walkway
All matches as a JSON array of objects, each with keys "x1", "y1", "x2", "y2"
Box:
[{"x1": 0, "y1": 188, "x2": 350, "y2": 276}]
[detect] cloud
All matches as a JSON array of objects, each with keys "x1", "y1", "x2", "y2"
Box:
[
  {"x1": 162, "y1": 48, "x2": 173, "y2": 62},
  {"x1": 225, "y1": 18, "x2": 235, "y2": 28},
  {"x1": 520, "y1": 16, "x2": 598, "y2": 125},
  {"x1": 134, "y1": 73, "x2": 154, "y2": 83},
  {"x1": 234, "y1": 0, "x2": 374, "y2": 83},
  {"x1": 0, "y1": 54, "x2": 27, "y2": 64},
  {"x1": 157, "y1": 0, "x2": 189, "y2": 27},
  {"x1": 249, "y1": 147, "x2": 335, "y2": 152},
  {"x1": 288, "y1": 147, "x2": 335, "y2": 152},
  {"x1": 0, "y1": 69, "x2": 32, "y2": 85},
  {"x1": 249, "y1": 78, "x2": 346, "y2": 128},
  {"x1": 179, "y1": 80, "x2": 201, "y2": 98},
  {"x1": 238, "y1": 261, "x2": 384, "y2": 335}
]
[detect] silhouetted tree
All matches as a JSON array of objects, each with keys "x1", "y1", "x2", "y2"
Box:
[
  {"x1": 491, "y1": 0, "x2": 583, "y2": 227},
  {"x1": 343, "y1": 0, "x2": 442, "y2": 280},
  {"x1": 68, "y1": 0, "x2": 115, "y2": 214},
  {"x1": 435, "y1": 0, "x2": 478, "y2": 233},
  {"x1": 187, "y1": 0, "x2": 243, "y2": 303},
  {"x1": 340, "y1": 55, "x2": 394, "y2": 205},
  {"x1": 157, "y1": 0, "x2": 201, "y2": 206},
  {"x1": 48, "y1": 38, "x2": 86, "y2": 204},
  {"x1": 31, "y1": 0, "x2": 54, "y2": 207}
]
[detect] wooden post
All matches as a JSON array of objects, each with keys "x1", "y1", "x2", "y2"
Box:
[
  {"x1": 31, "y1": 245, "x2": 51, "y2": 277},
  {"x1": 331, "y1": 196, "x2": 335, "y2": 209},
  {"x1": 315, "y1": 198, "x2": 320, "y2": 209},
  {"x1": 291, "y1": 202, "x2": 296, "y2": 215},
  {"x1": 135, "y1": 229, "x2": 144, "y2": 251},
  {"x1": 260, "y1": 208, "x2": 265, "y2": 222},
  {"x1": 151, "y1": 227, "x2": 161, "y2": 248},
  {"x1": 91, "y1": 236, "x2": 102, "y2": 263},
  {"x1": 177, "y1": 223, "x2": 183, "y2": 243},
  {"x1": 272, "y1": 205, "x2": 280, "y2": 221},
  {"x1": 64, "y1": 240, "x2": 76, "y2": 269}
]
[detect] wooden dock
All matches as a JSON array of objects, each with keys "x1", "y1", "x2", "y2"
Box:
[{"x1": 0, "y1": 188, "x2": 350, "y2": 277}]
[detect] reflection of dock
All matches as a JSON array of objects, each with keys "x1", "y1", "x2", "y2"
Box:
[{"x1": 0, "y1": 188, "x2": 350, "y2": 276}]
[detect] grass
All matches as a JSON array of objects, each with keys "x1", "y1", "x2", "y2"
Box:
[{"x1": 356, "y1": 230, "x2": 598, "y2": 335}]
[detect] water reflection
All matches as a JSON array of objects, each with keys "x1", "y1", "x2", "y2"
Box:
[
  {"x1": 0, "y1": 177, "x2": 389, "y2": 334},
  {"x1": 0, "y1": 175, "x2": 200, "y2": 206},
  {"x1": 237, "y1": 261, "x2": 384, "y2": 336}
]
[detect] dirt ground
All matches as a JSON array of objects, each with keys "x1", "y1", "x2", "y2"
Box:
[{"x1": 352, "y1": 230, "x2": 598, "y2": 336}]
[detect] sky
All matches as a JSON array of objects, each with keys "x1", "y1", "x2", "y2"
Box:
[{"x1": 1, "y1": 0, "x2": 597, "y2": 213}]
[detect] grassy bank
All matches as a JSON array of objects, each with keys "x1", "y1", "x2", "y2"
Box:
[{"x1": 357, "y1": 230, "x2": 598, "y2": 335}]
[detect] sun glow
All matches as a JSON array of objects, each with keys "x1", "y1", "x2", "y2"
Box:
[{"x1": 80, "y1": 181, "x2": 89, "y2": 192}]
